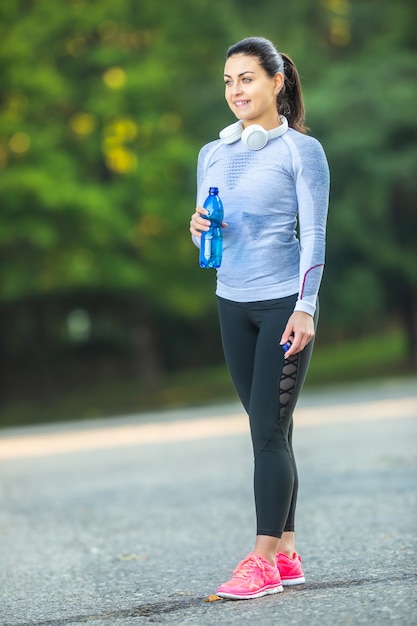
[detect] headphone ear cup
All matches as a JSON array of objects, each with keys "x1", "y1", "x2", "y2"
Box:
[
  {"x1": 219, "y1": 121, "x2": 243, "y2": 144},
  {"x1": 241, "y1": 125, "x2": 269, "y2": 150}
]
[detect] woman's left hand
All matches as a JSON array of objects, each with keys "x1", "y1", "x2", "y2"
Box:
[{"x1": 280, "y1": 311, "x2": 315, "y2": 358}]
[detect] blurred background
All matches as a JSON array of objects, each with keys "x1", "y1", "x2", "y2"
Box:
[{"x1": 0, "y1": 0, "x2": 416, "y2": 429}]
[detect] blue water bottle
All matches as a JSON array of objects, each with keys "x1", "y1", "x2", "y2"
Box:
[{"x1": 199, "y1": 187, "x2": 224, "y2": 269}]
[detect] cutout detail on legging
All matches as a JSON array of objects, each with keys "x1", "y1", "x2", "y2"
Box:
[{"x1": 279, "y1": 355, "x2": 298, "y2": 411}]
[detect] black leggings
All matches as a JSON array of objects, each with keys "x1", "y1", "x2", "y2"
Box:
[{"x1": 217, "y1": 294, "x2": 318, "y2": 538}]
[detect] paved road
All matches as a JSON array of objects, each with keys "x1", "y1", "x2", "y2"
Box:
[{"x1": 0, "y1": 378, "x2": 416, "y2": 625}]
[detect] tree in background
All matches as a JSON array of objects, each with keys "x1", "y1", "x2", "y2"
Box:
[
  {"x1": 0, "y1": 0, "x2": 237, "y2": 405},
  {"x1": 306, "y1": 0, "x2": 417, "y2": 367},
  {"x1": 0, "y1": 0, "x2": 415, "y2": 419},
  {"x1": 228, "y1": 0, "x2": 417, "y2": 366}
]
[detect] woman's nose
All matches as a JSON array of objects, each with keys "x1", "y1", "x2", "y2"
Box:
[{"x1": 231, "y1": 82, "x2": 243, "y2": 95}]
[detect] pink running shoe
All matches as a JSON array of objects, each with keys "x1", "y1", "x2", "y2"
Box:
[
  {"x1": 276, "y1": 552, "x2": 305, "y2": 586},
  {"x1": 216, "y1": 553, "x2": 283, "y2": 600}
]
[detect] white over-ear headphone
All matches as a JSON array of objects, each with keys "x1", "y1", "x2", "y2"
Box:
[{"x1": 219, "y1": 115, "x2": 288, "y2": 150}]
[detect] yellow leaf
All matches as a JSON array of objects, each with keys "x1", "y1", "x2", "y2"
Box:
[{"x1": 117, "y1": 553, "x2": 148, "y2": 561}]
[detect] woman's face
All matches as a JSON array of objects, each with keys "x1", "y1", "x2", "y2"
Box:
[{"x1": 223, "y1": 53, "x2": 284, "y2": 129}]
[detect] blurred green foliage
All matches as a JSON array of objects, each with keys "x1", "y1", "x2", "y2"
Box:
[{"x1": 0, "y1": 0, "x2": 416, "y2": 424}]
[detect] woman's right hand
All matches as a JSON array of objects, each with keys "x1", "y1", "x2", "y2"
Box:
[
  {"x1": 190, "y1": 206, "x2": 228, "y2": 237},
  {"x1": 189, "y1": 206, "x2": 210, "y2": 238}
]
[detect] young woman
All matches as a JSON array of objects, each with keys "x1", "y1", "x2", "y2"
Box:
[{"x1": 190, "y1": 37, "x2": 330, "y2": 600}]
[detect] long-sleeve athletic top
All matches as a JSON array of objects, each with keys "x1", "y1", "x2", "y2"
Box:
[{"x1": 193, "y1": 124, "x2": 330, "y2": 316}]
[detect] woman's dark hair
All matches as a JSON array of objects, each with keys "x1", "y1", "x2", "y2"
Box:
[{"x1": 226, "y1": 37, "x2": 308, "y2": 134}]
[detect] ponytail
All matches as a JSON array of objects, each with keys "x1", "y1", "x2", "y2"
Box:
[
  {"x1": 278, "y1": 53, "x2": 309, "y2": 134},
  {"x1": 226, "y1": 37, "x2": 309, "y2": 134}
]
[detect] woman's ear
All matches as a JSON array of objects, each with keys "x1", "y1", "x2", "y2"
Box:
[{"x1": 273, "y1": 72, "x2": 285, "y2": 95}]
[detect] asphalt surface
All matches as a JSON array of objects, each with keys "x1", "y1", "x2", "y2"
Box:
[{"x1": 0, "y1": 378, "x2": 416, "y2": 626}]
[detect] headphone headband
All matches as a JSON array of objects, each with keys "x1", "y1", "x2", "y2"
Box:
[{"x1": 219, "y1": 116, "x2": 288, "y2": 150}]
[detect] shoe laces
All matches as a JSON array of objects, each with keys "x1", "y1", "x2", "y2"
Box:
[{"x1": 232, "y1": 554, "x2": 268, "y2": 579}]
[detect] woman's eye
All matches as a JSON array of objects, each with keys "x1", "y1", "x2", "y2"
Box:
[{"x1": 242, "y1": 77, "x2": 251, "y2": 83}]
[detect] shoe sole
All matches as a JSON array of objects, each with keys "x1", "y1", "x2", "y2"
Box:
[
  {"x1": 281, "y1": 576, "x2": 305, "y2": 586},
  {"x1": 217, "y1": 584, "x2": 284, "y2": 600}
]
